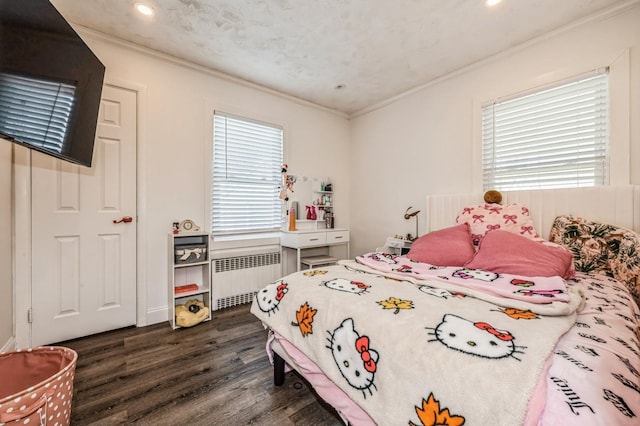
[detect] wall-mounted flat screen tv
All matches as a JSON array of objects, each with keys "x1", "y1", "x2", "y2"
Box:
[{"x1": 0, "y1": 0, "x2": 105, "y2": 167}]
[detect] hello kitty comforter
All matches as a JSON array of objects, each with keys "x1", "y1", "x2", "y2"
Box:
[{"x1": 251, "y1": 257, "x2": 588, "y2": 425}]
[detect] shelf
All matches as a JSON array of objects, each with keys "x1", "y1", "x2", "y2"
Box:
[
  {"x1": 172, "y1": 230, "x2": 207, "y2": 236},
  {"x1": 174, "y1": 290, "x2": 208, "y2": 298},
  {"x1": 174, "y1": 291, "x2": 209, "y2": 300},
  {"x1": 311, "y1": 189, "x2": 333, "y2": 212},
  {"x1": 174, "y1": 260, "x2": 209, "y2": 268}
]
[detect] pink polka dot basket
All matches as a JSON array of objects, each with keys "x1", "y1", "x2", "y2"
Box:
[{"x1": 0, "y1": 346, "x2": 77, "y2": 426}]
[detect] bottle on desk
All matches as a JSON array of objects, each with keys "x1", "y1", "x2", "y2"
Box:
[{"x1": 288, "y1": 208, "x2": 296, "y2": 231}]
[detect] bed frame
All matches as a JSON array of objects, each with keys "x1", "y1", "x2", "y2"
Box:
[{"x1": 426, "y1": 185, "x2": 640, "y2": 237}]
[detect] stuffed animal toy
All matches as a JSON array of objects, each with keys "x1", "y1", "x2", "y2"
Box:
[
  {"x1": 484, "y1": 189, "x2": 503, "y2": 204},
  {"x1": 175, "y1": 299, "x2": 209, "y2": 327}
]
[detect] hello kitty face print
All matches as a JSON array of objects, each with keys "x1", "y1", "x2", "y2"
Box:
[
  {"x1": 427, "y1": 314, "x2": 525, "y2": 360},
  {"x1": 453, "y1": 268, "x2": 499, "y2": 282},
  {"x1": 327, "y1": 318, "x2": 379, "y2": 397},
  {"x1": 255, "y1": 280, "x2": 288, "y2": 315},
  {"x1": 322, "y1": 278, "x2": 370, "y2": 295}
]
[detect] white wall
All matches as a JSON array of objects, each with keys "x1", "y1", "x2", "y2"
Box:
[
  {"x1": 0, "y1": 141, "x2": 12, "y2": 350},
  {"x1": 349, "y1": 5, "x2": 640, "y2": 257},
  {"x1": 80, "y1": 33, "x2": 351, "y2": 324},
  {"x1": 8, "y1": 32, "x2": 350, "y2": 333}
]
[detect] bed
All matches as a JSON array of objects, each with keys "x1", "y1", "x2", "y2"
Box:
[{"x1": 250, "y1": 186, "x2": 640, "y2": 425}]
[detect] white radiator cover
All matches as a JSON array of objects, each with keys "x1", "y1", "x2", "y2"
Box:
[{"x1": 211, "y1": 245, "x2": 282, "y2": 310}]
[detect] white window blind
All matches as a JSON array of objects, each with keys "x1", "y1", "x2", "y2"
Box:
[
  {"x1": 482, "y1": 71, "x2": 609, "y2": 191},
  {"x1": 212, "y1": 112, "x2": 283, "y2": 234},
  {"x1": 0, "y1": 72, "x2": 75, "y2": 153}
]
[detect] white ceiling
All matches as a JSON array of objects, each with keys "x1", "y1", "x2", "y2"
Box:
[{"x1": 50, "y1": 0, "x2": 634, "y2": 115}]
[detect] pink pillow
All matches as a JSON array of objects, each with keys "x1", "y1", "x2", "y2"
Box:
[
  {"x1": 456, "y1": 203, "x2": 541, "y2": 246},
  {"x1": 464, "y1": 230, "x2": 574, "y2": 279},
  {"x1": 407, "y1": 223, "x2": 475, "y2": 266}
]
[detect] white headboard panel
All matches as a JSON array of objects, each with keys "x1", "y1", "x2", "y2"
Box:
[{"x1": 427, "y1": 186, "x2": 640, "y2": 239}]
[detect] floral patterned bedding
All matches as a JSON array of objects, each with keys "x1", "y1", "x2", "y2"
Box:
[{"x1": 549, "y1": 215, "x2": 640, "y2": 303}]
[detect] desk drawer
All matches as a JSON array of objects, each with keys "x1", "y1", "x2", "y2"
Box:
[
  {"x1": 327, "y1": 230, "x2": 349, "y2": 244},
  {"x1": 298, "y1": 232, "x2": 327, "y2": 246}
]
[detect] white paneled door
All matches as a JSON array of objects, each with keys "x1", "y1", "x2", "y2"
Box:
[{"x1": 31, "y1": 85, "x2": 137, "y2": 346}]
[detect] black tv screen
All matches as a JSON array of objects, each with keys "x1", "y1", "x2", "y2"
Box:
[{"x1": 0, "y1": 0, "x2": 105, "y2": 167}]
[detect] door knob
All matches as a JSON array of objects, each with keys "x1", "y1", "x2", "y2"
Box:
[{"x1": 113, "y1": 216, "x2": 133, "y2": 224}]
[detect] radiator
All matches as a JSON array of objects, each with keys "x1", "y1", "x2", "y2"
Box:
[{"x1": 211, "y1": 247, "x2": 282, "y2": 310}]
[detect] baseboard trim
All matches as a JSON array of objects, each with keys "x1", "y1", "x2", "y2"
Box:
[
  {"x1": 146, "y1": 306, "x2": 169, "y2": 326},
  {"x1": 1, "y1": 336, "x2": 16, "y2": 353}
]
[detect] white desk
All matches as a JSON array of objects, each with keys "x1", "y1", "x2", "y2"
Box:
[{"x1": 281, "y1": 228, "x2": 350, "y2": 272}]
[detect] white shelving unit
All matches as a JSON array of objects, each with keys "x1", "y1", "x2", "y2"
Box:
[
  {"x1": 311, "y1": 189, "x2": 334, "y2": 229},
  {"x1": 168, "y1": 232, "x2": 211, "y2": 329}
]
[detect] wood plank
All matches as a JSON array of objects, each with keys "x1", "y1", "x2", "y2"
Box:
[{"x1": 57, "y1": 304, "x2": 342, "y2": 425}]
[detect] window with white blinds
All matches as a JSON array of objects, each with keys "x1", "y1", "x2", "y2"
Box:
[
  {"x1": 212, "y1": 112, "x2": 283, "y2": 235},
  {"x1": 0, "y1": 72, "x2": 75, "y2": 153},
  {"x1": 482, "y1": 71, "x2": 609, "y2": 191}
]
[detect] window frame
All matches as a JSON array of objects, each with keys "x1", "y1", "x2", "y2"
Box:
[
  {"x1": 472, "y1": 52, "x2": 630, "y2": 193},
  {"x1": 481, "y1": 70, "x2": 610, "y2": 191},
  {"x1": 211, "y1": 110, "x2": 284, "y2": 237}
]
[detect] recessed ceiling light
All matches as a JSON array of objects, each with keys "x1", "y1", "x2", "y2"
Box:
[
  {"x1": 485, "y1": 0, "x2": 502, "y2": 6},
  {"x1": 134, "y1": 3, "x2": 154, "y2": 16}
]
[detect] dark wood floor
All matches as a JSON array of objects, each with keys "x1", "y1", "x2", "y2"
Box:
[{"x1": 57, "y1": 304, "x2": 342, "y2": 425}]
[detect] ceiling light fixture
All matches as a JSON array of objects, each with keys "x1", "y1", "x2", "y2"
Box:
[
  {"x1": 485, "y1": 0, "x2": 502, "y2": 6},
  {"x1": 134, "y1": 3, "x2": 154, "y2": 16}
]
